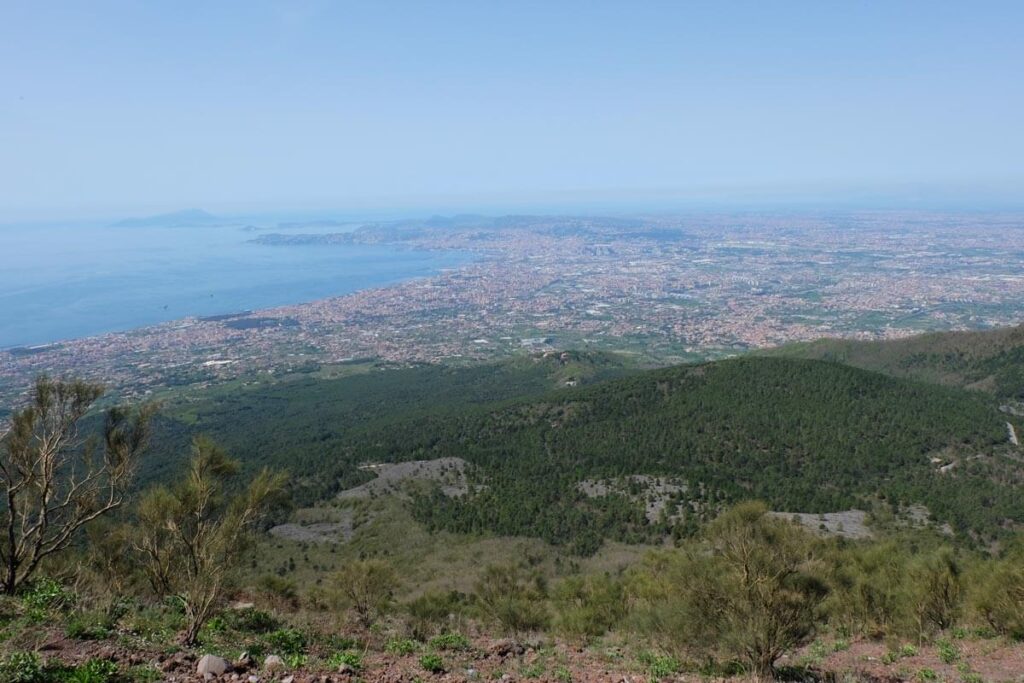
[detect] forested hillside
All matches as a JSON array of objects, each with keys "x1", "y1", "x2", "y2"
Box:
[
  {"x1": 386, "y1": 357, "x2": 1021, "y2": 552},
  {"x1": 771, "y1": 324, "x2": 1024, "y2": 400},
  {"x1": 143, "y1": 352, "x2": 634, "y2": 503},
  {"x1": 147, "y1": 349, "x2": 1023, "y2": 555}
]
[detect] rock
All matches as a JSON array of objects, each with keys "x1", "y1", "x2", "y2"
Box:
[
  {"x1": 489, "y1": 639, "x2": 526, "y2": 658},
  {"x1": 466, "y1": 668, "x2": 479, "y2": 679},
  {"x1": 282, "y1": 676, "x2": 295, "y2": 683},
  {"x1": 197, "y1": 654, "x2": 231, "y2": 677},
  {"x1": 248, "y1": 676, "x2": 260, "y2": 683},
  {"x1": 264, "y1": 655, "x2": 285, "y2": 672}
]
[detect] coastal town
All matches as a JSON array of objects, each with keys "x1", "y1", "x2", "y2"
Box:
[{"x1": 2, "y1": 211, "x2": 1022, "y2": 405}]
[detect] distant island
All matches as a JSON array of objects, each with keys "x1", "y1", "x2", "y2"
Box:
[{"x1": 111, "y1": 208, "x2": 225, "y2": 228}]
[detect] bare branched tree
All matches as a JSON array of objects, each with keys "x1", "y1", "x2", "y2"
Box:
[
  {"x1": 133, "y1": 436, "x2": 286, "y2": 645},
  {"x1": 0, "y1": 376, "x2": 153, "y2": 594}
]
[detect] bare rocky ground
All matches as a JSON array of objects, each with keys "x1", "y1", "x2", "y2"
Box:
[
  {"x1": 578, "y1": 476, "x2": 692, "y2": 522},
  {"x1": 18, "y1": 626, "x2": 1024, "y2": 683},
  {"x1": 768, "y1": 510, "x2": 872, "y2": 540},
  {"x1": 269, "y1": 458, "x2": 471, "y2": 543},
  {"x1": 339, "y1": 458, "x2": 471, "y2": 500}
]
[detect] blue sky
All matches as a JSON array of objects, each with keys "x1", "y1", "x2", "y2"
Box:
[{"x1": 2, "y1": 1, "x2": 1023, "y2": 220}]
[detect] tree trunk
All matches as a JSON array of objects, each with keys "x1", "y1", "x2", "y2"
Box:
[
  {"x1": 180, "y1": 618, "x2": 203, "y2": 647},
  {"x1": 754, "y1": 652, "x2": 777, "y2": 681}
]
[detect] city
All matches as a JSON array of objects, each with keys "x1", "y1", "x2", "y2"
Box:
[{"x1": 2, "y1": 210, "x2": 1021, "y2": 405}]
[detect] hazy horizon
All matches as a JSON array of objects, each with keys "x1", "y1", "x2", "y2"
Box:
[{"x1": 3, "y1": 1, "x2": 1023, "y2": 221}]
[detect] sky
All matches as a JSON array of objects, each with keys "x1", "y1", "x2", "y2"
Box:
[{"x1": 2, "y1": 1, "x2": 1023, "y2": 220}]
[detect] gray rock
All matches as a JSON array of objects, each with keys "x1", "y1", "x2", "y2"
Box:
[
  {"x1": 197, "y1": 654, "x2": 231, "y2": 677},
  {"x1": 263, "y1": 655, "x2": 285, "y2": 672},
  {"x1": 489, "y1": 639, "x2": 525, "y2": 657}
]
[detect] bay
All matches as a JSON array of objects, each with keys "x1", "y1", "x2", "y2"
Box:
[{"x1": 0, "y1": 222, "x2": 472, "y2": 348}]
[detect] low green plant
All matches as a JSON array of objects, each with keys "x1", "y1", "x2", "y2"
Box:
[
  {"x1": 122, "y1": 665, "x2": 163, "y2": 683},
  {"x1": 266, "y1": 627, "x2": 308, "y2": 655},
  {"x1": 519, "y1": 660, "x2": 546, "y2": 679},
  {"x1": 65, "y1": 658, "x2": 119, "y2": 683},
  {"x1": 554, "y1": 666, "x2": 572, "y2": 682},
  {"x1": 936, "y1": 639, "x2": 959, "y2": 664},
  {"x1": 385, "y1": 638, "x2": 420, "y2": 655},
  {"x1": 283, "y1": 653, "x2": 307, "y2": 669},
  {"x1": 0, "y1": 651, "x2": 42, "y2": 683},
  {"x1": 66, "y1": 613, "x2": 114, "y2": 640},
  {"x1": 419, "y1": 653, "x2": 445, "y2": 673},
  {"x1": 638, "y1": 651, "x2": 680, "y2": 679},
  {"x1": 916, "y1": 668, "x2": 938, "y2": 682},
  {"x1": 429, "y1": 632, "x2": 470, "y2": 651},
  {"x1": 223, "y1": 607, "x2": 278, "y2": 634},
  {"x1": 326, "y1": 651, "x2": 363, "y2": 671},
  {"x1": 22, "y1": 578, "x2": 75, "y2": 612}
]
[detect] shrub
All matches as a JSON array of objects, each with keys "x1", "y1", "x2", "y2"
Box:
[
  {"x1": 474, "y1": 564, "x2": 550, "y2": 634},
  {"x1": 419, "y1": 653, "x2": 445, "y2": 673},
  {"x1": 553, "y1": 574, "x2": 626, "y2": 638},
  {"x1": 628, "y1": 502, "x2": 827, "y2": 679},
  {"x1": 968, "y1": 541, "x2": 1024, "y2": 639},
  {"x1": 909, "y1": 549, "x2": 963, "y2": 635},
  {"x1": 332, "y1": 560, "x2": 398, "y2": 627},
  {"x1": 825, "y1": 541, "x2": 912, "y2": 638},
  {"x1": 404, "y1": 590, "x2": 471, "y2": 639},
  {"x1": 257, "y1": 576, "x2": 299, "y2": 606},
  {"x1": 222, "y1": 607, "x2": 278, "y2": 634}
]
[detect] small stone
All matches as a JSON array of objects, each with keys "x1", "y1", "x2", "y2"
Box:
[
  {"x1": 197, "y1": 654, "x2": 231, "y2": 677},
  {"x1": 248, "y1": 676, "x2": 260, "y2": 683},
  {"x1": 264, "y1": 655, "x2": 285, "y2": 673},
  {"x1": 282, "y1": 676, "x2": 295, "y2": 683},
  {"x1": 466, "y1": 668, "x2": 479, "y2": 679},
  {"x1": 489, "y1": 639, "x2": 525, "y2": 658}
]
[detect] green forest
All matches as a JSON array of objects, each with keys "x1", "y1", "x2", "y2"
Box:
[{"x1": 140, "y1": 347, "x2": 1024, "y2": 556}]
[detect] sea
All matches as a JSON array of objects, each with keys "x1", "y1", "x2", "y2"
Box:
[{"x1": 0, "y1": 220, "x2": 473, "y2": 349}]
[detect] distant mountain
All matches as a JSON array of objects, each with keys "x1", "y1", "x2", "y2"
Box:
[
  {"x1": 112, "y1": 208, "x2": 223, "y2": 228},
  {"x1": 769, "y1": 324, "x2": 1024, "y2": 400}
]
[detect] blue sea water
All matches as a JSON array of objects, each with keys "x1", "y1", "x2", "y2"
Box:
[{"x1": 0, "y1": 223, "x2": 472, "y2": 348}]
